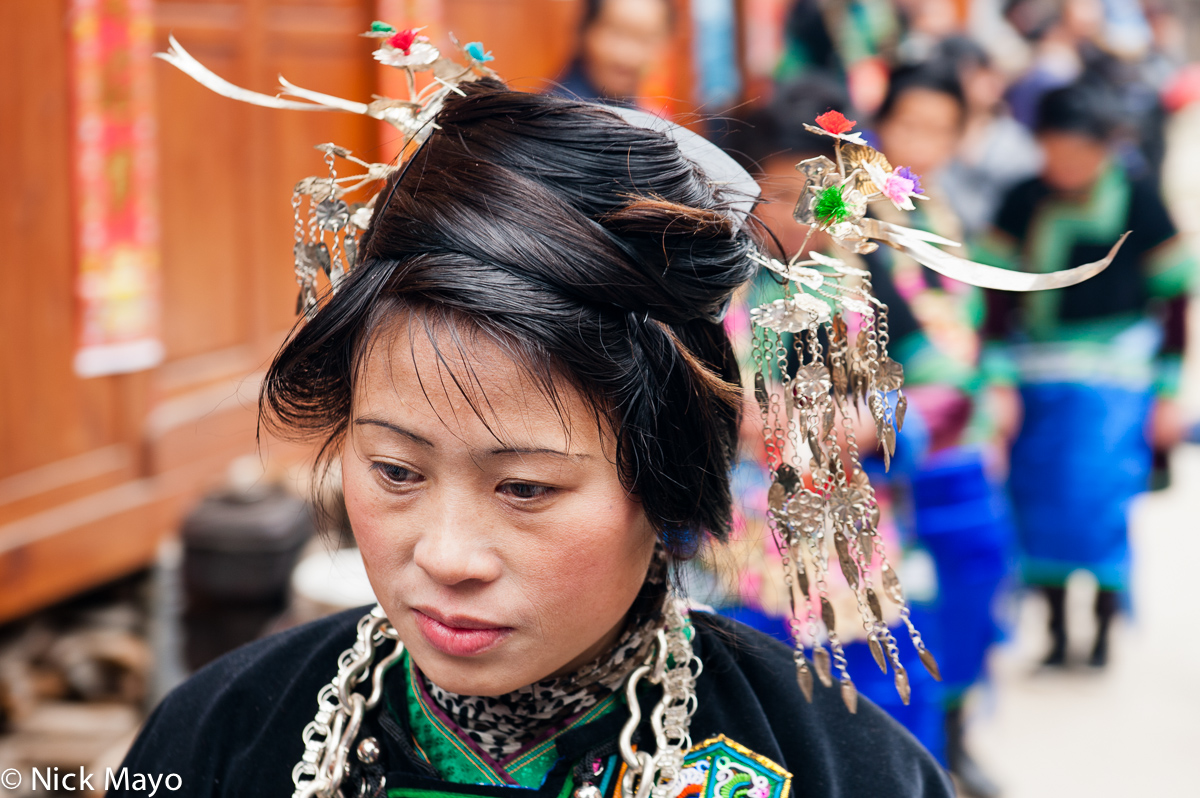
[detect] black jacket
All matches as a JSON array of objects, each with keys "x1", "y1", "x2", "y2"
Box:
[{"x1": 115, "y1": 609, "x2": 952, "y2": 797}]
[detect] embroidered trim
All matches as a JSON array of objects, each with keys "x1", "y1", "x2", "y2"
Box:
[{"x1": 662, "y1": 736, "x2": 791, "y2": 798}]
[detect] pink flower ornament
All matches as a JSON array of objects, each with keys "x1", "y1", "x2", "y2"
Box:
[{"x1": 866, "y1": 163, "x2": 927, "y2": 211}]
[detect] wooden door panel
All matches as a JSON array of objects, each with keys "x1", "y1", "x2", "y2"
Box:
[
  {"x1": 0, "y1": 0, "x2": 131, "y2": 480},
  {"x1": 0, "y1": 446, "x2": 135, "y2": 527},
  {"x1": 0, "y1": 480, "x2": 170, "y2": 622},
  {"x1": 156, "y1": 56, "x2": 250, "y2": 360},
  {"x1": 154, "y1": 1, "x2": 378, "y2": 359}
]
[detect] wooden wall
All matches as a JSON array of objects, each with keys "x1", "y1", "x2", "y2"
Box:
[
  {"x1": 0, "y1": 0, "x2": 380, "y2": 624},
  {"x1": 0, "y1": 0, "x2": 698, "y2": 624}
]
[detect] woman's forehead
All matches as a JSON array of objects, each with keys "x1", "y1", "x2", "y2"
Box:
[{"x1": 353, "y1": 317, "x2": 600, "y2": 453}]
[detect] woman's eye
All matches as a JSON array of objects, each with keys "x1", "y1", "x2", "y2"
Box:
[
  {"x1": 371, "y1": 462, "x2": 417, "y2": 486},
  {"x1": 500, "y1": 482, "x2": 553, "y2": 500}
]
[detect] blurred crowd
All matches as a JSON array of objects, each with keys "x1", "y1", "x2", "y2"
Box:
[{"x1": 554, "y1": 1, "x2": 1198, "y2": 796}]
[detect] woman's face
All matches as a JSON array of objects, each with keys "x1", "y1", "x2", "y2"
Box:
[
  {"x1": 1038, "y1": 131, "x2": 1109, "y2": 194},
  {"x1": 581, "y1": 0, "x2": 671, "y2": 99},
  {"x1": 343, "y1": 318, "x2": 657, "y2": 696},
  {"x1": 961, "y1": 64, "x2": 1006, "y2": 115},
  {"x1": 876, "y1": 88, "x2": 964, "y2": 177}
]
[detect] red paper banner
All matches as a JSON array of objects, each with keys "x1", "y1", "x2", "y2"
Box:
[{"x1": 70, "y1": 0, "x2": 162, "y2": 378}]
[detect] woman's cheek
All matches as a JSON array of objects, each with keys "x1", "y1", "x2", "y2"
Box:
[
  {"x1": 342, "y1": 461, "x2": 376, "y2": 540},
  {"x1": 532, "y1": 504, "x2": 650, "y2": 620},
  {"x1": 342, "y1": 460, "x2": 408, "y2": 590}
]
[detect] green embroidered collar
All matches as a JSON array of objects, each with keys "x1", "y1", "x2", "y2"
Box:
[{"x1": 394, "y1": 651, "x2": 621, "y2": 789}]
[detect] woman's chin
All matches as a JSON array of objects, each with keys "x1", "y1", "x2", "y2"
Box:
[{"x1": 409, "y1": 648, "x2": 550, "y2": 697}]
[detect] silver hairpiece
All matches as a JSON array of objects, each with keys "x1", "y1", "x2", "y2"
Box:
[
  {"x1": 747, "y1": 109, "x2": 1123, "y2": 711},
  {"x1": 156, "y1": 24, "x2": 498, "y2": 316}
]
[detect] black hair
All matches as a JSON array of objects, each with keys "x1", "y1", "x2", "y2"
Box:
[
  {"x1": 260, "y1": 79, "x2": 756, "y2": 559},
  {"x1": 1004, "y1": 0, "x2": 1061, "y2": 39},
  {"x1": 580, "y1": 0, "x2": 675, "y2": 31},
  {"x1": 876, "y1": 60, "x2": 967, "y2": 125},
  {"x1": 783, "y1": 0, "x2": 844, "y2": 75},
  {"x1": 936, "y1": 35, "x2": 991, "y2": 73},
  {"x1": 721, "y1": 74, "x2": 849, "y2": 169},
  {"x1": 1034, "y1": 79, "x2": 1121, "y2": 140}
]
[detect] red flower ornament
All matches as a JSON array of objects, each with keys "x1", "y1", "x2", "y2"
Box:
[
  {"x1": 815, "y1": 110, "x2": 856, "y2": 136},
  {"x1": 388, "y1": 28, "x2": 420, "y2": 54},
  {"x1": 373, "y1": 25, "x2": 440, "y2": 69},
  {"x1": 804, "y1": 110, "x2": 867, "y2": 144}
]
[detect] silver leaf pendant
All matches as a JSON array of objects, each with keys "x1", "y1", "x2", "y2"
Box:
[
  {"x1": 300, "y1": 241, "x2": 332, "y2": 277},
  {"x1": 796, "y1": 660, "x2": 814, "y2": 703},
  {"x1": 813, "y1": 647, "x2": 834, "y2": 687},
  {"x1": 919, "y1": 648, "x2": 942, "y2": 681},
  {"x1": 754, "y1": 371, "x2": 770, "y2": 415},
  {"x1": 893, "y1": 664, "x2": 911, "y2": 706},
  {"x1": 866, "y1": 587, "x2": 884, "y2": 621},
  {"x1": 841, "y1": 679, "x2": 858, "y2": 713},
  {"x1": 868, "y1": 634, "x2": 887, "y2": 673}
]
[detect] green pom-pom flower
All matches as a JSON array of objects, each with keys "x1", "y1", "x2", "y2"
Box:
[
  {"x1": 814, "y1": 185, "x2": 851, "y2": 226},
  {"x1": 371, "y1": 20, "x2": 396, "y2": 34}
]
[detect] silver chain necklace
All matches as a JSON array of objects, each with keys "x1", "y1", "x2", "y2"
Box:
[{"x1": 290, "y1": 601, "x2": 700, "y2": 798}]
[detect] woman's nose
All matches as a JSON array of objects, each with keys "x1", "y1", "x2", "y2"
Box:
[{"x1": 411, "y1": 504, "x2": 502, "y2": 586}]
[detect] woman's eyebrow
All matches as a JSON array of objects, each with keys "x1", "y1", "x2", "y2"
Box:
[
  {"x1": 353, "y1": 419, "x2": 588, "y2": 459},
  {"x1": 354, "y1": 417, "x2": 434, "y2": 447},
  {"x1": 487, "y1": 446, "x2": 590, "y2": 459}
]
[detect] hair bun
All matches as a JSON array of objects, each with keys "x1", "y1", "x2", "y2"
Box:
[
  {"x1": 601, "y1": 196, "x2": 754, "y2": 323},
  {"x1": 426, "y1": 80, "x2": 757, "y2": 325}
]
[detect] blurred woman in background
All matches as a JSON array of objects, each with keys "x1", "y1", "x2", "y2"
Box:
[
  {"x1": 978, "y1": 79, "x2": 1196, "y2": 669},
  {"x1": 939, "y1": 36, "x2": 1044, "y2": 238},
  {"x1": 556, "y1": 0, "x2": 672, "y2": 102}
]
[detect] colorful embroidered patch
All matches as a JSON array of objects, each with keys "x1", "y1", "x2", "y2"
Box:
[{"x1": 662, "y1": 736, "x2": 791, "y2": 798}]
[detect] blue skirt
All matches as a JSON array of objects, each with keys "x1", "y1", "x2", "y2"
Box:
[
  {"x1": 843, "y1": 609, "x2": 947, "y2": 765},
  {"x1": 909, "y1": 447, "x2": 1013, "y2": 699},
  {"x1": 1008, "y1": 382, "x2": 1153, "y2": 591}
]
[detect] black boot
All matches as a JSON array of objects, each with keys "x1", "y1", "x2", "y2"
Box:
[
  {"x1": 1041, "y1": 585, "x2": 1068, "y2": 667},
  {"x1": 945, "y1": 704, "x2": 1001, "y2": 797},
  {"x1": 1090, "y1": 589, "x2": 1118, "y2": 668}
]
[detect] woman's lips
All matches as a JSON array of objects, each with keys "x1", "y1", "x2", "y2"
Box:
[{"x1": 412, "y1": 609, "x2": 513, "y2": 657}]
